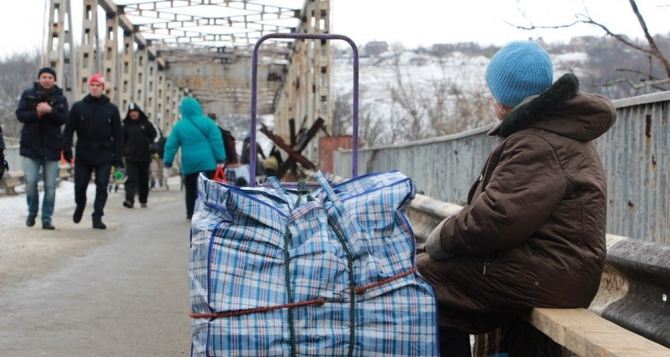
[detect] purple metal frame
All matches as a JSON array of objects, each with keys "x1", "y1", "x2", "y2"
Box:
[{"x1": 250, "y1": 33, "x2": 359, "y2": 186}]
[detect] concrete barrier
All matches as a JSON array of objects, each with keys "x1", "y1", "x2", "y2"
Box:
[{"x1": 1, "y1": 170, "x2": 25, "y2": 195}]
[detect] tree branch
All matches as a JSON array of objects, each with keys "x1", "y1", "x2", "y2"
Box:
[
  {"x1": 593, "y1": 76, "x2": 670, "y2": 89},
  {"x1": 509, "y1": 1, "x2": 670, "y2": 90},
  {"x1": 628, "y1": 0, "x2": 670, "y2": 76},
  {"x1": 615, "y1": 68, "x2": 660, "y2": 80}
]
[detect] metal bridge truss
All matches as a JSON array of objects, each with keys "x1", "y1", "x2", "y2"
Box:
[{"x1": 45, "y1": 0, "x2": 331, "y2": 145}]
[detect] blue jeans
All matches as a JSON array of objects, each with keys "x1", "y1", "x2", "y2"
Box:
[{"x1": 23, "y1": 157, "x2": 59, "y2": 224}]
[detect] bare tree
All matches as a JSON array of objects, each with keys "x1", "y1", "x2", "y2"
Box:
[
  {"x1": 511, "y1": 0, "x2": 670, "y2": 90},
  {"x1": 388, "y1": 49, "x2": 496, "y2": 140},
  {"x1": 358, "y1": 103, "x2": 385, "y2": 147},
  {"x1": 331, "y1": 92, "x2": 352, "y2": 136},
  {"x1": 0, "y1": 53, "x2": 41, "y2": 138},
  {"x1": 388, "y1": 46, "x2": 428, "y2": 141}
]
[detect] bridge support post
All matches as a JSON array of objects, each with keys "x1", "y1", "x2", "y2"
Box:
[
  {"x1": 79, "y1": 0, "x2": 100, "y2": 98},
  {"x1": 156, "y1": 70, "x2": 166, "y2": 131},
  {"x1": 45, "y1": 0, "x2": 77, "y2": 100},
  {"x1": 134, "y1": 46, "x2": 148, "y2": 109},
  {"x1": 274, "y1": 0, "x2": 331, "y2": 165},
  {"x1": 102, "y1": 8, "x2": 118, "y2": 104},
  {"x1": 164, "y1": 80, "x2": 174, "y2": 133},
  {"x1": 145, "y1": 54, "x2": 157, "y2": 121},
  {"x1": 119, "y1": 28, "x2": 134, "y2": 111}
]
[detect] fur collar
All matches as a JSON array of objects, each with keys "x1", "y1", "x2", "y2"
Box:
[{"x1": 490, "y1": 73, "x2": 580, "y2": 137}]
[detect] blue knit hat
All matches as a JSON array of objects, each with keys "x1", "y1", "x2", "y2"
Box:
[{"x1": 485, "y1": 41, "x2": 553, "y2": 107}]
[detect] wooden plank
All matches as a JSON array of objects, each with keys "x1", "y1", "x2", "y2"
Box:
[{"x1": 530, "y1": 308, "x2": 670, "y2": 357}]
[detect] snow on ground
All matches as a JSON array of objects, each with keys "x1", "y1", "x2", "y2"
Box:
[
  {"x1": 0, "y1": 181, "x2": 86, "y2": 222},
  {"x1": 0, "y1": 176, "x2": 182, "y2": 221}
]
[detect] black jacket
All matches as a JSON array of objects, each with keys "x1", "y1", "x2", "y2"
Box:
[
  {"x1": 64, "y1": 94, "x2": 123, "y2": 165},
  {"x1": 0, "y1": 124, "x2": 5, "y2": 151},
  {"x1": 15, "y1": 83, "x2": 69, "y2": 161},
  {"x1": 122, "y1": 105, "x2": 157, "y2": 162}
]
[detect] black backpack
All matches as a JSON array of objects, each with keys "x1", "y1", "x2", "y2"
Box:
[{"x1": 219, "y1": 128, "x2": 238, "y2": 164}]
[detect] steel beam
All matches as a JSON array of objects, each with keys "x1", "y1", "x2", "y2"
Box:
[
  {"x1": 119, "y1": 29, "x2": 135, "y2": 111},
  {"x1": 79, "y1": 0, "x2": 100, "y2": 97},
  {"x1": 134, "y1": 46, "x2": 148, "y2": 108},
  {"x1": 45, "y1": 0, "x2": 77, "y2": 99},
  {"x1": 155, "y1": 71, "x2": 166, "y2": 130},
  {"x1": 163, "y1": 80, "x2": 173, "y2": 133},
  {"x1": 103, "y1": 10, "x2": 119, "y2": 103},
  {"x1": 273, "y1": 0, "x2": 331, "y2": 164},
  {"x1": 145, "y1": 55, "x2": 158, "y2": 120}
]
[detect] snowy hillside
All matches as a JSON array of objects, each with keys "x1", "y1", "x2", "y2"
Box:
[{"x1": 331, "y1": 47, "x2": 589, "y2": 145}]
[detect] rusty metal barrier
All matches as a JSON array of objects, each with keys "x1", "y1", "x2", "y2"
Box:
[{"x1": 407, "y1": 193, "x2": 670, "y2": 348}]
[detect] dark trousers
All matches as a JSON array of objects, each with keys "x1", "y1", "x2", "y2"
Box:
[
  {"x1": 440, "y1": 327, "x2": 472, "y2": 357},
  {"x1": 74, "y1": 162, "x2": 112, "y2": 219},
  {"x1": 125, "y1": 161, "x2": 151, "y2": 204},
  {"x1": 184, "y1": 170, "x2": 214, "y2": 218}
]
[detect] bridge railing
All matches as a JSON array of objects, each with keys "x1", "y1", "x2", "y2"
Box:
[{"x1": 334, "y1": 90, "x2": 670, "y2": 245}]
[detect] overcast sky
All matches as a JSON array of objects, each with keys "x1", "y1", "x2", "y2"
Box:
[{"x1": 1, "y1": 0, "x2": 669, "y2": 57}]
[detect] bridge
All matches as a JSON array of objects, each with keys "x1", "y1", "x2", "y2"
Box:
[{"x1": 1, "y1": 1, "x2": 669, "y2": 356}]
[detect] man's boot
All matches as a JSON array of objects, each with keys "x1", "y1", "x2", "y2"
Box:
[
  {"x1": 92, "y1": 217, "x2": 106, "y2": 230},
  {"x1": 73, "y1": 206, "x2": 84, "y2": 223}
]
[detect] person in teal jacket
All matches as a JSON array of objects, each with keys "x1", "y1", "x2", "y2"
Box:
[{"x1": 164, "y1": 97, "x2": 225, "y2": 219}]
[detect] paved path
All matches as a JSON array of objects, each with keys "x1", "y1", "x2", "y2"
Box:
[{"x1": 0, "y1": 187, "x2": 191, "y2": 356}]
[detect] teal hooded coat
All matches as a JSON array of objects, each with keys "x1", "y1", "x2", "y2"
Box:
[{"x1": 164, "y1": 97, "x2": 226, "y2": 175}]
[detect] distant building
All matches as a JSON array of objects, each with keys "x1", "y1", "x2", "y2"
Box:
[{"x1": 364, "y1": 41, "x2": 389, "y2": 57}]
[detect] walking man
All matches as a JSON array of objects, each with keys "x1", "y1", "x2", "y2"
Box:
[
  {"x1": 15, "y1": 67, "x2": 69, "y2": 230},
  {"x1": 122, "y1": 102, "x2": 157, "y2": 208},
  {"x1": 63, "y1": 73, "x2": 123, "y2": 229}
]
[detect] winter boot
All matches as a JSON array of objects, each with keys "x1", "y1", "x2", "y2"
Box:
[
  {"x1": 26, "y1": 215, "x2": 36, "y2": 227},
  {"x1": 73, "y1": 206, "x2": 84, "y2": 223},
  {"x1": 92, "y1": 218, "x2": 107, "y2": 230}
]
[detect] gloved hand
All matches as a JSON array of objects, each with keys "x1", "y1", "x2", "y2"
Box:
[
  {"x1": 424, "y1": 218, "x2": 453, "y2": 260},
  {"x1": 62, "y1": 149, "x2": 73, "y2": 163}
]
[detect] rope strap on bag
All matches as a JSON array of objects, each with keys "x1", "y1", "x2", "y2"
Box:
[{"x1": 189, "y1": 268, "x2": 416, "y2": 320}]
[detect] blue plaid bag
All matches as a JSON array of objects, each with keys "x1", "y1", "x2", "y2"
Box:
[{"x1": 190, "y1": 171, "x2": 439, "y2": 356}]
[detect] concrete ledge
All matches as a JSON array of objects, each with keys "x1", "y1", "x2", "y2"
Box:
[
  {"x1": 531, "y1": 308, "x2": 669, "y2": 357},
  {"x1": 1, "y1": 170, "x2": 25, "y2": 195}
]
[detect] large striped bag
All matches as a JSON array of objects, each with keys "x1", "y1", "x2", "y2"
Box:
[{"x1": 189, "y1": 171, "x2": 439, "y2": 356}]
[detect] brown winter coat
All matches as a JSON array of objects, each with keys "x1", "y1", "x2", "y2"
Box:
[{"x1": 416, "y1": 74, "x2": 616, "y2": 333}]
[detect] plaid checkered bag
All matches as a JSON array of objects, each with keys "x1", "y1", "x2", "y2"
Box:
[{"x1": 189, "y1": 171, "x2": 439, "y2": 356}]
